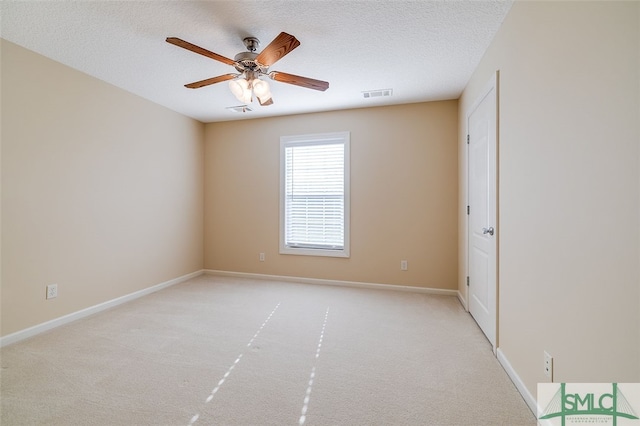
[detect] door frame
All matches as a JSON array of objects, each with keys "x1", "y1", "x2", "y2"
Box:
[{"x1": 464, "y1": 71, "x2": 499, "y2": 352}]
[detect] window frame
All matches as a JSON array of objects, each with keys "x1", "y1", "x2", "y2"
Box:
[{"x1": 279, "y1": 131, "x2": 350, "y2": 258}]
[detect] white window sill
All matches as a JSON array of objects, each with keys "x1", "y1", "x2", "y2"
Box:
[{"x1": 280, "y1": 246, "x2": 350, "y2": 258}]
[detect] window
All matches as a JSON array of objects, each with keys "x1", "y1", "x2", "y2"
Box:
[{"x1": 280, "y1": 132, "x2": 350, "y2": 258}]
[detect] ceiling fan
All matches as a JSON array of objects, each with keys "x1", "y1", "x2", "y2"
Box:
[{"x1": 166, "y1": 32, "x2": 329, "y2": 106}]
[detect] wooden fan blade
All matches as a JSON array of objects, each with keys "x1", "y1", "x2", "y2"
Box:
[
  {"x1": 166, "y1": 37, "x2": 236, "y2": 66},
  {"x1": 270, "y1": 71, "x2": 329, "y2": 91},
  {"x1": 185, "y1": 73, "x2": 238, "y2": 89},
  {"x1": 255, "y1": 32, "x2": 300, "y2": 67},
  {"x1": 258, "y1": 97, "x2": 274, "y2": 106}
]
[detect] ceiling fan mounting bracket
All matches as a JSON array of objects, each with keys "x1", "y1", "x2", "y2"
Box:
[{"x1": 243, "y1": 37, "x2": 260, "y2": 52}]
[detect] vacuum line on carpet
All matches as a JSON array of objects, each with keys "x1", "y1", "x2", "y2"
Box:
[
  {"x1": 299, "y1": 307, "x2": 330, "y2": 425},
  {"x1": 187, "y1": 302, "x2": 282, "y2": 426}
]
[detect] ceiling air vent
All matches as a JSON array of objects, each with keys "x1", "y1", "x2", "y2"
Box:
[
  {"x1": 226, "y1": 105, "x2": 253, "y2": 113},
  {"x1": 362, "y1": 89, "x2": 393, "y2": 99}
]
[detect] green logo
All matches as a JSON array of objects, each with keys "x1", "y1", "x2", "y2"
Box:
[{"x1": 539, "y1": 383, "x2": 639, "y2": 426}]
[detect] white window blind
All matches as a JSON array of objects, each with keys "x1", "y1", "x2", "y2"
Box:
[{"x1": 280, "y1": 132, "x2": 350, "y2": 257}]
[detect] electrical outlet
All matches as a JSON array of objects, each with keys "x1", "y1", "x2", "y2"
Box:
[
  {"x1": 400, "y1": 260, "x2": 408, "y2": 271},
  {"x1": 544, "y1": 351, "x2": 553, "y2": 379},
  {"x1": 259, "y1": 252, "x2": 265, "y2": 262},
  {"x1": 46, "y1": 284, "x2": 58, "y2": 300}
]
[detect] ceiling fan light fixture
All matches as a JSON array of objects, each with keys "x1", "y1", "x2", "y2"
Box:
[
  {"x1": 252, "y1": 78, "x2": 270, "y2": 97},
  {"x1": 229, "y1": 78, "x2": 252, "y2": 103},
  {"x1": 253, "y1": 78, "x2": 273, "y2": 105}
]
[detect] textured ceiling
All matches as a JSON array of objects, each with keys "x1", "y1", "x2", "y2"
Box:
[{"x1": 1, "y1": 1, "x2": 513, "y2": 123}]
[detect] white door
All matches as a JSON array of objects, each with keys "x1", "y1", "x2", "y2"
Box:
[{"x1": 467, "y1": 73, "x2": 497, "y2": 349}]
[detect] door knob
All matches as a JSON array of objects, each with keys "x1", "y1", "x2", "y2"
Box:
[{"x1": 482, "y1": 227, "x2": 495, "y2": 236}]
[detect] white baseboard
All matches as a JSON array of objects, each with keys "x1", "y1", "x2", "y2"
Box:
[
  {"x1": 496, "y1": 348, "x2": 538, "y2": 416},
  {"x1": 0, "y1": 270, "x2": 204, "y2": 348},
  {"x1": 204, "y1": 269, "x2": 458, "y2": 296},
  {"x1": 457, "y1": 290, "x2": 468, "y2": 311}
]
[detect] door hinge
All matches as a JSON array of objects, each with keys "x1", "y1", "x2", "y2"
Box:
[
  {"x1": 466, "y1": 276, "x2": 470, "y2": 286},
  {"x1": 467, "y1": 134, "x2": 470, "y2": 144},
  {"x1": 467, "y1": 205, "x2": 470, "y2": 215}
]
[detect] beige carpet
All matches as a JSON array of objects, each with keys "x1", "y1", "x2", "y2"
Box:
[{"x1": 1, "y1": 275, "x2": 535, "y2": 425}]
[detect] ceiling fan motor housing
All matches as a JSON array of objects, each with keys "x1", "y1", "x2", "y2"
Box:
[{"x1": 233, "y1": 51, "x2": 265, "y2": 73}]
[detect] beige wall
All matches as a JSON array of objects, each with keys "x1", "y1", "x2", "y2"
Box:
[
  {"x1": 204, "y1": 102, "x2": 458, "y2": 289},
  {"x1": 1, "y1": 40, "x2": 205, "y2": 337},
  {"x1": 459, "y1": 0, "x2": 640, "y2": 398}
]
